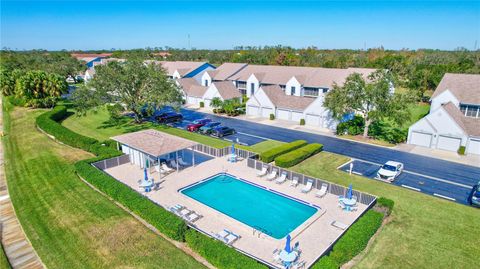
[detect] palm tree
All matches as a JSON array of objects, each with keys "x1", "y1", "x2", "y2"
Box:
[{"x1": 210, "y1": 97, "x2": 223, "y2": 109}]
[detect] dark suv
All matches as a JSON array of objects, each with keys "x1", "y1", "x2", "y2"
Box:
[
  {"x1": 211, "y1": 126, "x2": 236, "y2": 137},
  {"x1": 155, "y1": 112, "x2": 183, "y2": 124},
  {"x1": 470, "y1": 181, "x2": 480, "y2": 207}
]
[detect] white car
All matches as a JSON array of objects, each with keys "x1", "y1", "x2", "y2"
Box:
[{"x1": 377, "y1": 161, "x2": 404, "y2": 182}]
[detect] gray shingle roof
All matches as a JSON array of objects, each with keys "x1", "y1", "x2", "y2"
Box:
[
  {"x1": 177, "y1": 78, "x2": 208, "y2": 97},
  {"x1": 229, "y1": 64, "x2": 376, "y2": 88},
  {"x1": 209, "y1": 63, "x2": 248, "y2": 81},
  {"x1": 212, "y1": 81, "x2": 241, "y2": 100},
  {"x1": 432, "y1": 73, "x2": 480, "y2": 104},
  {"x1": 111, "y1": 129, "x2": 197, "y2": 157},
  {"x1": 442, "y1": 102, "x2": 480, "y2": 136},
  {"x1": 261, "y1": 85, "x2": 315, "y2": 111}
]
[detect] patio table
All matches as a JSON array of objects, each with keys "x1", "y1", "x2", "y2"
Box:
[
  {"x1": 279, "y1": 250, "x2": 298, "y2": 263},
  {"x1": 139, "y1": 180, "x2": 154, "y2": 192},
  {"x1": 340, "y1": 198, "x2": 356, "y2": 211}
]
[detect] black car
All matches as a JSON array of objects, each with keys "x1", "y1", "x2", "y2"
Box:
[
  {"x1": 211, "y1": 126, "x2": 236, "y2": 137},
  {"x1": 155, "y1": 112, "x2": 183, "y2": 124}
]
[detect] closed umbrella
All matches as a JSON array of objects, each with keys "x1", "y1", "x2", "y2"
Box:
[
  {"x1": 347, "y1": 184, "x2": 353, "y2": 199},
  {"x1": 284, "y1": 234, "x2": 291, "y2": 253}
]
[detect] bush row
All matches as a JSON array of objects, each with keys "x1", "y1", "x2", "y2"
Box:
[
  {"x1": 375, "y1": 197, "x2": 394, "y2": 216},
  {"x1": 260, "y1": 140, "x2": 307, "y2": 163},
  {"x1": 35, "y1": 105, "x2": 119, "y2": 157},
  {"x1": 75, "y1": 161, "x2": 187, "y2": 241},
  {"x1": 311, "y1": 210, "x2": 384, "y2": 269},
  {"x1": 37, "y1": 106, "x2": 266, "y2": 268},
  {"x1": 275, "y1": 143, "x2": 323, "y2": 168},
  {"x1": 185, "y1": 229, "x2": 266, "y2": 269}
]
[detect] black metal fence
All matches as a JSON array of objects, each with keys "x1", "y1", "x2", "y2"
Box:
[
  {"x1": 246, "y1": 156, "x2": 377, "y2": 206},
  {"x1": 92, "y1": 155, "x2": 130, "y2": 170}
]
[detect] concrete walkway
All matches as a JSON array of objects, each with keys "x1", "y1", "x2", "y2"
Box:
[{"x1": 0, "y1": 97, "x2": 45, "y2": 269}]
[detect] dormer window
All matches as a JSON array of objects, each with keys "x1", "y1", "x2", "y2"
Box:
[
  {"x1": 250, "y1": 83, "x2": 255, "y2": 95},
  {"x1": 460, "y1": 104, "x2": 480, "y2": 118},
  {"x1": 291, "y1": 86, "x2": 296, "y2": 95},
  {"x1": 204, "y1": 80, "x2": 209, "y2": 86}
]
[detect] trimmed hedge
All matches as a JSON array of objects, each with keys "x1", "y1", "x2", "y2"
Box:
[
  {"x1": 458, "y1": 146, "x2": 466, "y2": 155},
  {"x1": 311, "y1": 210, "x2": 384, "y2": 269},
  {"x1": 260, "y1": 140, "x2": 307, "y2": 163},
  {"x1": 376, "y1": 197, "x2": 394, "y2": 215},
  {"x1": 75, "y1": 161, "x2": 187, "y2": 241},
  {"x1": 275, "y1": 143, "x2": 323, "y2": 168},
  {"x1": 36, "y1": 105, "x2": 119, "y2": 157},
  {"x1": 185, "y1": 229, "x2": 266, "y2": 269}
]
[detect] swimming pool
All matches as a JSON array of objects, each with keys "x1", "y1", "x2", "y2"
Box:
[{"x1": 180, "y1": 173, "x2": 318, "y2": 239}]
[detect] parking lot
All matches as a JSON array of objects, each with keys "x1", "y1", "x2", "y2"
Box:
[
  {"x1": 149, "y1": 108, "x2": 266, "y2": 146},
  {"x1": 338, "y1": 160, "x2": 474, "y2": 205}
]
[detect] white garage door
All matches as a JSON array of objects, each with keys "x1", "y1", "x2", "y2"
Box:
[
  {"x1": 277, "y1": 109, "x2": 290, "y2": 120},
  {"x1": 409, "y1": 131, "x2": 432, "y2": 148},
  {"x1": 437, "y1": 135, "x2": 461, "y2": 152},
  {"x1": 186, "y1": 96, "x2": 199, "y2": 105},
  {"x1": 261, "y1": 107, "x2": 273, "y2": 118},
  {"x1": 467, "y1": 138, "x2": 480, "y2": 155},
  {"x1": 305, "y1": 114, "x2": 321, "y2": 126},
  {"x1": 204, "y1": 99, "x2": 211, "y2": 108},
  {"x1": 291, "y1": 111, "x2": 303, "y2": 123},
  {"x1": 247, "y1": 105, "x2": 259, "y2": 116}
]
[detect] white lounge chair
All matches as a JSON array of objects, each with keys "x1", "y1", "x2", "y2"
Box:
[
  {"x1": 275, "y1": 171, "x2": 288, "y2": 184},
  {"x1": 272, "y1": 249, "x2": 282, "y2": 264},
  {"x1": 301, "y1": 179, "x2": 313, "y2": 193},
  {"x1": 224, "y1": 230, "x2": 240, "y2": 245},
  {"x1": 215, "y1": 230, "x2": 229, "y2": 241},
  {"x1": 161, "y1": 163, "x2": 173, "y2": 172},
  {"x1": 169, "y1": 204, "x2": 184, "y2": 214},
  {"x1": 178, "y1": 157, "x2": 189, "y2": 166},
  {"x1": 178, "y1": 208, "x2": 192, "y2": 218},
  {"x1": 331, "y1": 220, "x2": 348, "y2": 230},
  {"x1": 256, "y1": 166, "x2": 268, "y2": 177},
  {"x1": 291, "y1": 176, "x2": 299, "y2": 187},
  {"x1": 184, "y1": 211, "x2": 201, "y2": 222},
  {"x1": 315, "y1": 183, "x2": 328, "y2": 198},
  {"x1": 266, "y1": 169, "x2": 277, "y2": 181},
  {"x1": 292, "y1": 260, "x2": 306, "y2": 269},
  {"x1": 170, "y1": 159, "x2": 181, "y2": 169}
]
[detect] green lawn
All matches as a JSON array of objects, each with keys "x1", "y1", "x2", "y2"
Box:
[
  {"x1": 0, "y1": 244, "x2": 11, "y2": 269},
  {"x1": 2, "y1": 103, "x2": 203, "y2": 268},
  {"x1": 247, "y1": 140, "x2": 285, "y2": 154},
  {"x1": 292, "y1": 152, "x2": 480, "y2": 269}
]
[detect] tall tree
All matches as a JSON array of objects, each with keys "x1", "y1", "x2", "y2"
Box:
[
  {"x1": 15, "y1": 70, "x2": 68, "y2": 108},
  {"x1": 324, "y1": 70, "x2": 413, "y2": 137},
  {"x1": 73, "y1": 60, "x2": 182, "y2": 122}
]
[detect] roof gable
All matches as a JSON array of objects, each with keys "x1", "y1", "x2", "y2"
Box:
[{"x1": 432, "y1": 73, "x2": 480, "y2": 104}]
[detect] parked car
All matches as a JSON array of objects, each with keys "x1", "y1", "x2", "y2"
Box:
[
  {"x1": 155, "y1": 112, "x2": 183, "y2": 124},
  {"x1": 376, "y1": 161, "x2": 404, "y2": 182},
  {"x1": 199, "y1": 122, "x2": 222, "y2": 134},
  {"x1": 470, "y1": 181, "x2": 480, "y2": 207},
  {"x1": 186, "y1": 119, "x2": 212, "y2": 132},
  {"x1": 211, "y1": 126, "x2": 236, "y2": 137}
]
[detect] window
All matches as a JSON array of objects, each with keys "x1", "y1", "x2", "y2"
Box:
[
  {"x1": 460, "y1": 104, "x2": 480, "y2": 118},
  {"x1": 280, "y1": 85, "x2": 286, "y2": 91},
  {"x1": 291, "y1": 86, "x2": 296, "y2": 95},
  {"x1": 322, "y1": 88, "x2": 329, "y2": 93},
  {"x1": 250, "y1": 83, "x2": 255, "y2": 95},
  {"x1": 236, "y1": 81, "x2": 246, "y2": 89},
  {"x1": 204, "y1": 80, "x2": 209, "y2": 86},
  {"x1": 304, "y1": 87, "x2": 319, "y2": 97}
]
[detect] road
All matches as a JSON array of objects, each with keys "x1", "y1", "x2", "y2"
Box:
[{"x1": 177, "y1": 108, "x2": 480, "y2": 205}]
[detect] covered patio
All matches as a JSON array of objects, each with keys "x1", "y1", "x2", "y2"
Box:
[{"x1": 111, "y1": 129, "x2": 212, "y2": 180}]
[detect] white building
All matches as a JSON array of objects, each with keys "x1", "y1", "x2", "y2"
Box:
[
  {"x1": 236, "y1": 65, "x2": 376, "y2": 129},
  {"x1": 408, "y1": 73, "x2": 480, "y2": 155}
]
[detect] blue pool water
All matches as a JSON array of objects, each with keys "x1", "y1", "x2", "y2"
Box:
[{"x1": 181, "y1": 174, "x2": 318, "y2": 239}]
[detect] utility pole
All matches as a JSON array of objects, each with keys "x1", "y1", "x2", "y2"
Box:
[{"x1": 188, "y1": 34, "x2": 191, "y2": 50}]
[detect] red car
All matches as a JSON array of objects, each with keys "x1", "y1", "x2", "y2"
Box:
[{"x1": 186, "y1": 119, "x2": 212, "y2": 132}]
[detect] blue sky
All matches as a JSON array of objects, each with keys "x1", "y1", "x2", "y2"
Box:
[{"x1": 1, "y1": 1, "x2": 479, "y2": 50}]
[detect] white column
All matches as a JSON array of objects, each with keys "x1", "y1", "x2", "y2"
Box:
[
  {"x1": 192, "y1": 146, "x2": 195, "y2": 167},
  {"x1": 176, "y1": 151, "x2": 179, "y2": 172}
]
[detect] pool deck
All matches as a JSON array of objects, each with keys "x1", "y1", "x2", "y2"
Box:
[{"x1": 104, "y1": 156, "x2": 369, "y2": 268}]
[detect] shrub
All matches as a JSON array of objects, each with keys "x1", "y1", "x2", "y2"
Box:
[
  {"x1": 75, "y1": 161, "x2": 187, "y2": 241},
  {"x1": 376, "y1": 197, "x2": 394, "y2": 216},
  {"x1": 185, "y1": 229, "x2": 266, "y2": 269},
  {"x1": 458, "y1": 146, "x2": 466, "y2": 155},
  {"x1": 260, "y1": 140, "x2": 307, "y2": 163},
  {"x1": 336, "y1": 115, "x2": 364, "y2": 135},
  {"x1": 199, "y1": 101, "x2": 204, "y2": 108},
  {"x1": 269, "y1": 113, "x2": 275, "y2": 120},
  {"x1": 368, "y1": 121, "x2": 407, "y2": 144},
  {"x1": 275, "y1": 143, "x2": 323, "y2": 168},
  {"x1": 299, "y1": 118, "x2": 305, "y2": 125},
  {"x1": 312, "y1": 210, "x2": 384, "y2": 268}
]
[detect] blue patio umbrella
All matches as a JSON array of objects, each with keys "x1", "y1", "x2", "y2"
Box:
[
  {"x1": 231, "y1": 143, "x2": 235, "y2": 155},
  {"x1": 284, "y1": 234, "x2": 291, "y2": 253},
  {"x1": 143, "y1": 167, "x2": 148, "y2": 181},
  {"x1": 347, "y1": 184, "x2": 353, "y2": 199}
]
